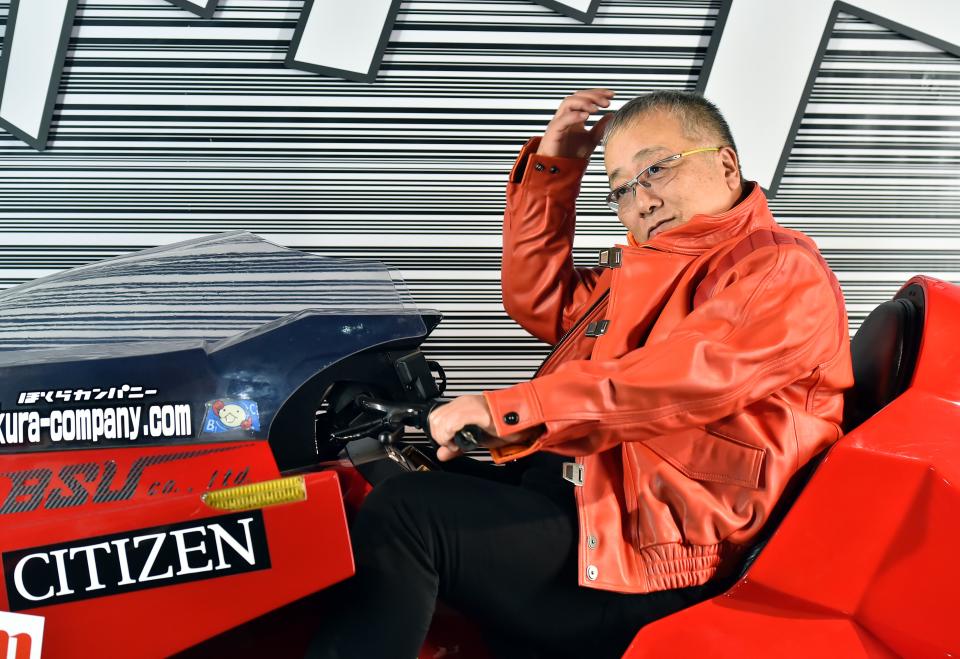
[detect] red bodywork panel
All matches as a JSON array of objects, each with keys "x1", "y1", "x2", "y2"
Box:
[
  {"x1": 0, "y1": 441, "x2": 353, "y2": 658},
  {"x1": 625, "y1": 276, "x2": 960, "y2": 657}
]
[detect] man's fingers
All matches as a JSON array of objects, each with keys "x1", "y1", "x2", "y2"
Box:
[
  {"x1": 559, "y1": 95, "x2": 609, "y2": 115},
  {"x1": 538, "y1": 88, "x2": 616, "y2": 158},
  {"x1": 583, "y1": 87, "x2": 616, "y2": 97},
  {"x1": 570, "y1": 88, "x2": 615, "y2": 101},
  {"x1": 547, "y1": 113, "x2": 588, "y2": 136},
  {"x1": 556, "y1": 100, "x2": 600, "y2": 121},
  {"x1": 549, "y1": 103, "x2": 600, "y2": 135},
  {"x1": 588, "y1": 113, "x2": 613, "y2": 142},
  {"x1": 550, "y1": 93, "x2": 613, "y2": 132},
  {"x1": 431, "y1": 417, "x2": 461, "y2": 461},
  {"x1": 431, "y1": 412, "x2": 474, "y2": 461},
  {"x1": 428, "y1": 410, "x2": 452, "y2": 444},
  {"x1": 566, "y1": 90, "x2": 614, "y2": 108},
  {"x1": 436, "y1": 442, "x2": 460, "y2": 462}
]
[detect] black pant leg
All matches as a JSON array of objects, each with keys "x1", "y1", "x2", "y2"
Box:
[
  {"x1": 308, "y1": 467, "x2": 578, "y2": 658},
  {"x1": 308, "y1": 460, "x2": 712, "y2": 659}
]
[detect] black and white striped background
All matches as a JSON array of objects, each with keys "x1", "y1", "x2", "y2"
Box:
[{"x1": 0, "y1": 0, "x2": 957, "y2": 398}]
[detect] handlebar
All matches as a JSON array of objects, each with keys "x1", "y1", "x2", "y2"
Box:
[{"x1": 349, "y1": 396, "x2": 486, "y2": 453}]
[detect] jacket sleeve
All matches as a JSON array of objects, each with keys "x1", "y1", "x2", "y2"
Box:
[
  {"x1": 502, "y1": 137, "x2": 606, "y2": 345},
  {"x1": 483, "y1": 242, "x2": 847, "y2": 461}
]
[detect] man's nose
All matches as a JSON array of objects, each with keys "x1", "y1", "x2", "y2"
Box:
[{"x1": 631, "y1": 185, "x2": 662, "y2": 216}]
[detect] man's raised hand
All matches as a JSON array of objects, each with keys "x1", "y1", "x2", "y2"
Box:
[{"x1": 537, "y1": 88, "x2": 615, "y2": 159}]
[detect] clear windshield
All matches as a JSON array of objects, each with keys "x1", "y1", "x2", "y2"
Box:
[{"x1": 0, "y1": 232, "x2": 428, "y2": 357}]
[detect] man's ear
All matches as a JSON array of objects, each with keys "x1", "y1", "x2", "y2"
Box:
[{"x1": 719, "y1": 146, "x2": 741, "y2": 190}]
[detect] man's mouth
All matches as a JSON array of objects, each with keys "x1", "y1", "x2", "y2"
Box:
[{"x1": 648, "y1": 218, "x2": 674, "y2": 238}]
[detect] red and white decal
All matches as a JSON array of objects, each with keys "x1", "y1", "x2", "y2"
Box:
[{"x1": 0, "y1": 611, "x2": 43, "y2": 659}]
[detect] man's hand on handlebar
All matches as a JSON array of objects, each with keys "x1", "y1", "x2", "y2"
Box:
[
  {"x1": 427, "y1": 394, "x2": 533, "y2": 462},
  {"x1": 537, "y1": 88, "x2": 615, "y2": 159}
]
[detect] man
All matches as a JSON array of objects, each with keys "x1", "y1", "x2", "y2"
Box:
[{"x1": 314, "y1": 90, "x2": 852, "y2": 658}]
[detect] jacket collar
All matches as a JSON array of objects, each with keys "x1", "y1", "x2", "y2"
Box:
[{"x1": 625, "y1": 183, "x2": 775, "y2": 255}]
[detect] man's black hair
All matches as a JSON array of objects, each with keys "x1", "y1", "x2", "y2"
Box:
[{"x1": 602, "y1": 90, "x2": 739, "y2": 158}]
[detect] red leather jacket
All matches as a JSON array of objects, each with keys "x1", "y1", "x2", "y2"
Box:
[{"x1": 482, "y1": 138, "x2": 853, "y2": 594}]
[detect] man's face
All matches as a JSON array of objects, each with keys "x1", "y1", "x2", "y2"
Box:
[{"x1": 603, "y1": 111, "x2": 742, "y2": 243}]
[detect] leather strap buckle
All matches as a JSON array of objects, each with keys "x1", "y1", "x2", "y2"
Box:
[
  {"x1": 598, "y1": 247, "x2": 622, "y2": 268},
  {"x1": 562, "y1": 462, "x2": 584, "y2": 486},
  {"x1": 585, "y1": 320, "x2": 609, "y2": 337}
]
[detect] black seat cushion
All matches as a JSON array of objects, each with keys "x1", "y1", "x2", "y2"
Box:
[{"x1": 843, "y1": 295, "x2": 923, "y2": 431}]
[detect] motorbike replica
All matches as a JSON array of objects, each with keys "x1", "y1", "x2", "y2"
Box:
[{"x1": 0, "y1": 232, "x2": 955, "y2": 658}]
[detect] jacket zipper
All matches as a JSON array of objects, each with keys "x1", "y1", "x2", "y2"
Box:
[
  {"x1": 533, "y1": 244, "x2": 664, "y2": 378},
  {"x1": 533, "y1": 289, "x2": 610, "y2": 378}
]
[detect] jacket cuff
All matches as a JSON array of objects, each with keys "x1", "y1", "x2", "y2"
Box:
[
  {"x1": 509, "y1": 137, "x2": 590, "y2": 197},
  {"x1": 482, "y1": 384, "x2": 546, "y2": 463}
]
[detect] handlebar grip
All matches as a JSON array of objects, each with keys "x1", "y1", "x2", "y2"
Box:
[{"x1": 452, "y1": 425, "x2": 484, "y2": 453}]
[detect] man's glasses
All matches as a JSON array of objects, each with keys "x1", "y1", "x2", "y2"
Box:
[{"x1": 605, "y1": 147, "x2": 723, "y2": 213}]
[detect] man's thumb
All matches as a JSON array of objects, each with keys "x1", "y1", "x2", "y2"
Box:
[{"x1": 589, "y1": 113, "x2": 613, "y2": 144}]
